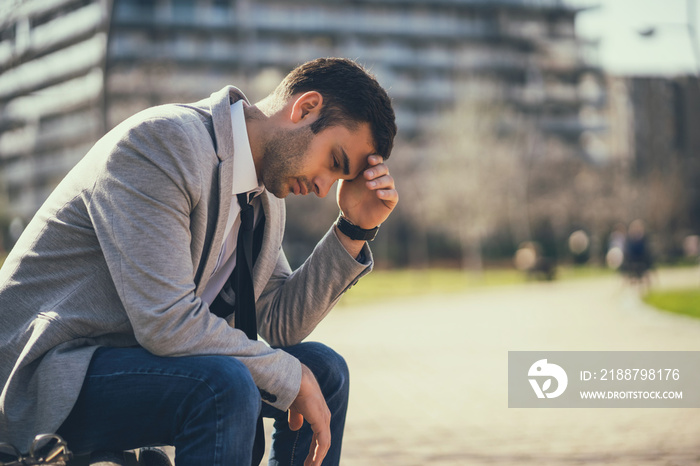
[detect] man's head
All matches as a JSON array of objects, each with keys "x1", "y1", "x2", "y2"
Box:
[
  {"x1": 272, "y1": 58, "x2": 396, "y2": 161},
  {"x1": 255, "y1": 58, "x2": 397, "y2": 198}
]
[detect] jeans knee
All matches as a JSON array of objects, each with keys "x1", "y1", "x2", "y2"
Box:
[
  {"x1": 213, "y1": 356, "x2": 260, "y2": 414},
  {"x1": 297, "y1": 343, "x2": 349, "y2": 399},
  {"x1": 183, "y1": 356, "x2": 261, "y2": 426},
  {"x1": 170, "y1": 356, "x2": 260, "y2": 463}
]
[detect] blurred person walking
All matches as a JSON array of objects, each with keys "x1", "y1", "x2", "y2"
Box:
[{"x1": 622, "y1": 219, "x2": 654, "y2": 290}]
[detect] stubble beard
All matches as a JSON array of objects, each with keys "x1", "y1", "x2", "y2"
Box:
[{"x1": 260, "y1": 125, "x2": 314, "y2": 198}]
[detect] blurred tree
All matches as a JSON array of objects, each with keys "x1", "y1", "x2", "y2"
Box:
[
  {"x1": 382, "y1": 139, "x2": 432, "y2": 269},
  {"x1": 426, "y1": 86, "x2": 523, "y2": 272},
  {"x1": 414, "y1": 81, "x2": 659, "y2": 270}
]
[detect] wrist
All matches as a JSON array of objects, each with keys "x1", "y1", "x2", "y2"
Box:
[
  {"x1": 333, "y1": 224, "x2": 365, "y2": 259},
  {"x1": 336, "y1": 214, "x2": 379, "y2": 242}
]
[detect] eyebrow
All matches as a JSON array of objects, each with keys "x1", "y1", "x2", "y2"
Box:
[{"x1": 339, "y1": 147, "x2": 350, "y2": 176}]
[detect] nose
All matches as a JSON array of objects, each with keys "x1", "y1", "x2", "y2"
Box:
[{"x1": 313, "y1": 176, "x2": 334, "y2": 198}]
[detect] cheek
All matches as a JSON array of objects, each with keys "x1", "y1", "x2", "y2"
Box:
[{"x1": 292, "y1": 148, "x2": 323, "y2": 177}]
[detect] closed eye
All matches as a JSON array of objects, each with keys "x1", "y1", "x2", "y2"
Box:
[
  {"x1": 339, "y1": 147, "x2": 350, "y2": 176},
  {"x1": 331, "y1": 147, "x2": 351, "y2": 177}
]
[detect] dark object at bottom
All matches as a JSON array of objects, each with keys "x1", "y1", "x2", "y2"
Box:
[
  {"x1": 0, "y1": 434, "x2": 73, "y2": 466},
  {"x1": 70, "y1": 447, "x2": 171, "y2": 466},
  {"x1": 87, "y1": 450, "x2": 137, "y2": 466},
  {"x1": 136, "y1": 448, "x2": 172, "y2": 466}
]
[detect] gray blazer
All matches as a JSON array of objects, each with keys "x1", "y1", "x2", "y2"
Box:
[{"x1": 0, "y1": 86, "x2": 372, "y2": 450}]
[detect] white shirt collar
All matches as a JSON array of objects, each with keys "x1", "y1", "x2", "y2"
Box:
[{"x1": 230, "y1": 100, "x2": 263, "y2": 197}]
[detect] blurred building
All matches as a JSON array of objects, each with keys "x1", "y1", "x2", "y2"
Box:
[
  {"x1": 603, "y1": 75, "x2": 700, "y2": 240},
  {"x1": 0, "y1": 0, "x2": 110, "y2": 226},
  {"x1": 627, "y1": 77, "x2": 700, "y2": 180},
  {"x1": 0, "y1": 0, "x2": 602, "y2": 236}
]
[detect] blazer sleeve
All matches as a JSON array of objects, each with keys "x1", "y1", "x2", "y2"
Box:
[
  {"x1": 87, "y1": 115, "x2": 301, "y2": 411},
  {"x1": 256, "y1": 225, "x2": 373, "y2": 348}
]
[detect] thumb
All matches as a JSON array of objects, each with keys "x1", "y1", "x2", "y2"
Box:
[{"x1": 288, "y1": 407, "x2": 304, "y2": 431}]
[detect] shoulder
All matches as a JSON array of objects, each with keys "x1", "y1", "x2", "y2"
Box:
[
  {"x1": 104, "y1": 101, "x2": 219, "y2": 172},
  {"x1": 118, "y1": 102, "x2": 214, "y2": 146},
  {"x1": 83, "y1": 103, "x2": 219, "y2": 205}
]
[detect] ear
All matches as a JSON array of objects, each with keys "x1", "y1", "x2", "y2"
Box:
[{"x1": 289, "y1": 91, "x2": 323, "y2": 124}]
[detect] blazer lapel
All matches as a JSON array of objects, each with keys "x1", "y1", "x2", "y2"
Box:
[
  {"x1": 194, "y1": 86, "x2": 245, "y2": 296},
  {"x1": 195, "y1": 158, "x2": 233, "y2": 297},
  {"x1": 194, "y1": 85, "x2": 280, "y2": 300}
]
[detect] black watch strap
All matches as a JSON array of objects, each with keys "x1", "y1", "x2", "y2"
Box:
[{"x1": 336, "y1": 215, "x2": 379, "y2": 241}]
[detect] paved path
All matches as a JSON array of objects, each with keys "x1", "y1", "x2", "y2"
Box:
[{"x1": 300, "y1": 267, "x2": 700, "y2": 465}]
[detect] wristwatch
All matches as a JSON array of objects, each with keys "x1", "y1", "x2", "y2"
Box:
[{"x1": 336, "y1": 214, "x2": 380, "y2": 241}]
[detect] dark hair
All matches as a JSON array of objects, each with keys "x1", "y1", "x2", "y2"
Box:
[{"x1": 273, "y1": 58, "x2": 397, "y2": 160}]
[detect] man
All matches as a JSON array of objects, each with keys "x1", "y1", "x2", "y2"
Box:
[{"x1": 0, "y1": 58, "x2": 397, "y2": 465}]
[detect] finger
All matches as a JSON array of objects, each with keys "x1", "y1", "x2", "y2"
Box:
[
  {"x1": 366, "y1": 174, "x2": 394, "y2": 190},
  {"x1": 316, "y1": 429, "x2": 331, "y2": 462},
  {"x1": 377, "y1": 188, "x2": 399, "y2": 205},
  {"x1": 304, "y1": 434, "x2": 321, "y2": 466},
  {"x1": 367, "y1": 154, "x2": 384, "y2": 166},
  {"x1": 305, "y1": 430, "x2": 331, "y2": 466},
  {"x1": 363, "y1": 163, "x2": 389, "y2": 180},
  {"x1": 304, "y1": 433, "x2": 318, "y2": 466},
  {"x1": 304, "y1": 407, "x2": 331, "y2": 466},
  {"x1": 288, "y1": 408, "x2": 304, "y2": 431}
]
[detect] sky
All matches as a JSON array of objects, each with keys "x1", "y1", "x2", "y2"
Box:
[{"x1": 575, "y1": 0, "x2": 700, "y2": 76}]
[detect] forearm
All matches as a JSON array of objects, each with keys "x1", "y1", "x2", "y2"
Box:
[
  {"x1": 333, "y1": 224, "x2": 366, "y2": 259},
  {"x1": 256, "y1": 226, "x2": 372, "y2": 347}
]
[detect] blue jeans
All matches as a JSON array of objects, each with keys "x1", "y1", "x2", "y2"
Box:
[{"x1": 58, "y1": 342, "x2": 349, "y2": 465}]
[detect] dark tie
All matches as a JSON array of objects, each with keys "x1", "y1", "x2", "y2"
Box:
[
  {"x1": 209, "y1": 192, "x2": 266, "y2": 465},
  {"x1": 236, "y1": 193, "x2": 266, "y2": 466},
  {"x1": 209, "y1": 193, "x2": 260, "y2": 326},
  {"x1": 234, "y1": 192, "x2": 257, "y2": 340}
]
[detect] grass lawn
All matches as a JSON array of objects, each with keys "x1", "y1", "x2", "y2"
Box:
[
  {"x1": 643, "y1": 288, "x2": 700, "y2": 319},
  {"x1": 0, "y1": 250, "x2": 616, "y2": 309},
  {"x1": 338, "y1": 268, "x2": 522, "y2": 307},
  {"x1": 338, "y1": 265, "x2": 614, "y2": 307}
]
